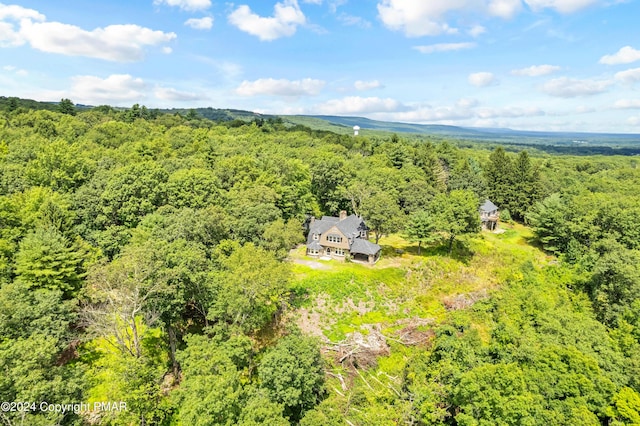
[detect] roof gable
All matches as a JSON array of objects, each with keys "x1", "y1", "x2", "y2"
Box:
[{"x1": 480, "y1": 199, "x2": 499, "y2": 212}]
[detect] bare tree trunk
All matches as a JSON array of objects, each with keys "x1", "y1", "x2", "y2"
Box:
[{"x1": 167, "y1": 325, "x2": 180, "y2": 378}]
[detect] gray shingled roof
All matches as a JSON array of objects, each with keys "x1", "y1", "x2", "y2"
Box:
[
  {"x1": 308, "y1": 214, "x2": 367, "y2": 244},
  {"x1": 307, "y1": 241, "x2": 322, "y2": 250},
  {"x1": 350, "y1": 239, "x2": 381, "y2": 256},
  {"x1": 336, "y1": 214, "x2": 367, "y2": 238},
  {"x1": 480, "y1": 200, "x2": 499, "y2": 212}
]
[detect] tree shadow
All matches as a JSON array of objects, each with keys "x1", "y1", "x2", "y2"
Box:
[{"x1": 385, "y1": 240, "x2": 474, "y2": 264}]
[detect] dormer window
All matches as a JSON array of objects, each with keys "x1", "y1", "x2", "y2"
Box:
[{"x1": 312, "y1": 233, "x2": 319, "y2": 240}]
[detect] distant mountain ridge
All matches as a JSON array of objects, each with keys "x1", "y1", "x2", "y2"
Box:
[
  {"x1": 3, "y1": 96, "x2": 639, "y2": 147},
  {"x1": 297, "y1": 115, "x2": 640, "y2": 146}
]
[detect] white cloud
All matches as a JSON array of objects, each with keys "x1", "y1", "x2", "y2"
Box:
[
  {"x1": 383, "y1": 105, "x2": 475, "y2": 123},
  {"x1": 524, "y1": 0, "x2": 598, "y2": 13},
  {"x1": 0, "y1": 5, "x2": 176, "y2": 62},
  {"x1": 302, "y1": 0, "x2": 323, "y2": 3},
  {"x1": 476, "y1": 106, "x2": 545, "y2": 118},
  {"x1": 0, "y1": 22, "x2": 21, "y2": 46},
  {"x1": 614, "y1": 99, "x2": 640, "y2": 109},
  {"x1": 628, "y1": 116, "x2": 640, "y2": 126},
  {"x1": 228, "y1": 0, "x2": 306, "y2": 41},
  {"x1": 468, "y1": 25, "x2": 486, "y2": 37},
  {"x1": 377, "y1": 0, "x2": 600, "y2": 37},
  {"x1": 541, "y1": 77, "x2": 612, "y2": 97},
  {"x1": 315, "y1": 96, "x2": 404, "y2": 114},
  {"x1": 18, "y1": 21, "x2": 176, "y2": 62},
  {"x1": 488, "y1": 0, "x2": 522, "y2": 18},
  {"x1": 468, "y1": 72, "x2": 496, "y2": 87},
  {"x1": 376, "y1": 0, "x2": 459, "y2": 37},
  {"x1": 457, "y1": 98, "x2": 479, "y2": 108},
  {"x1": 0, "y1": 3, "x2": 45, "y2": 47},
  {"x1": 185, "y1": 17, "x2": 213, "y2": 30},
  {"x1": 155, "y1": 87, "x2": 204, "y2": 101},
  {"x1": 615, "y1": 67, "x2": 640, "y2": 84},
  {"x1": 354, "y1": 80, "x2": 383, "y2": 91},
  {"x1": 575, "y1": 105, "x2": 595, "y2": 114},
  {"x1": 413, "y1": 42, "x2": 476, "y2": 54},
  {"x1": 599, "y1": 46, "x2": 640, "y2": 65},
  {"x1": 68, "y1": 74, "x2": 147, "y2": 104},
  {"x1": 236, "y1": 78, "x2": 325, "y2": 96},
  {"x1": 2, "y1": 64, "x2": 27, "y2": 75},
  {"x1": 154, "y1": 0, "x2": 211, "y2": 11},
  {"x1": 511, "y1": 64, "x2": 561, "y2": 76},
  {"x1": 0, "y1": 3, "x2": 45, "y2": 21}
]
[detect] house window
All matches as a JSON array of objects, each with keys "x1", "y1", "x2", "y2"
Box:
[
  {"x1": 308, "y1": 249, "x2": 319, "y2": 255},
  {"x1": 327, "y1": 235, "x2": 342, "y2": 243},
  {"x1": 360, "y1": 230, "x2": 367, "y2": 238},
  {"x1": 312, "y1": 233, "x2": 319, "y2": 240},
  {"x1": 335, "y1": 248, "x2": 345, "y2": 256}
]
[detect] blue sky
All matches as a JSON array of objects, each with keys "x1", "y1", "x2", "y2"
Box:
[{"x1": 1, "y1": 0, "x2": 640, "y2": 132}]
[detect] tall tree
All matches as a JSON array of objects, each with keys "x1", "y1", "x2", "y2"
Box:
[
  {"x1": 360, "y1": 190, "x2": 403, "y2": 244},
  {"x1": 485, "y1": 147, "x2": 514, "y2": 211},
  {"x1": 406, "y1": 210, "x2": 437, "y2": 254},
  {"x1": 427, "y1": 190, "x2": 481, "y2": 254},
  {"x1": 58, "y1": 98, "x2": 76, "y2": 116},
  {"x1": 511, "y1": 150, "x2": 542, "y2": 221}
]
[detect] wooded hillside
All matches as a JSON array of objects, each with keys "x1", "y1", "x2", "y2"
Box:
[{"x1": 1, "y1": 103, "x2": 640, "y2": 425}]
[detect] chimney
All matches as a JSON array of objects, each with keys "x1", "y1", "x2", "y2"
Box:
[
  {"x1": 339, "y1": 210, "x2": 347, "y2": 220},
  {"x1": 310, "y1": 217, "x2": 315, "y2": 225}
]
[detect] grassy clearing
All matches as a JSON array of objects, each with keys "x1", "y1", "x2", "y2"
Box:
[{"x1": 288, "y1": 224, "x2": 549, "y2": 342}]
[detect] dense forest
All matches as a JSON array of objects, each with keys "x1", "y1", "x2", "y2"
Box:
[{"x1": 1, "y1": 100, "x2": 640, "y2": 425}]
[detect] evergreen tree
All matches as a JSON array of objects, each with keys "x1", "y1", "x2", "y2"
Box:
[{"x1": 485, "y1": 147, "x2": 514, "y2": 211}]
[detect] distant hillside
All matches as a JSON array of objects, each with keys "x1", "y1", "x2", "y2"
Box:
[
  {"x1": 157, "y1": 107, "x2": 275, "y2": 122},
  {"x1": 293, "y1": 115, "x2": 487, "y2": 138},
  {"x1": 294, "y1": 115, "x2": 640, "y2": 147},
  {"x1": 0, "y1": 96, "x2": 93, "y2": 113}
]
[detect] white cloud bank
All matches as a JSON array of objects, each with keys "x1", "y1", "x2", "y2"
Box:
[
  {"x1": 600, "y1": 46, "x2": 640, "y2": 65},
  {"x1": 236, "y1": 78, "x2": 325, "y2": 96},
  {"x1": 0, "y1": 4, "x2": 175, "y2": 61},
  {"x1": 228, "y1": 0, "x2": 306, "y2": 41},
  {"x1": 615, "y1": 67, "x2": 640, "y2": 84},
  {"x1": 377, "y1": 0, "x2": 602, "y2": 37},
  {"x1": 614, "y1": 99, "x2": 640, "y2": 109},
  {"x1": 315, "y1": 96, "x2": 404, "y2": 114},
  {"x1": 69, "y1": 74, "x2": 147, "y2": 104},
  {"x1": 541, "y1": 77, "x2": 612, "y2": 97}
]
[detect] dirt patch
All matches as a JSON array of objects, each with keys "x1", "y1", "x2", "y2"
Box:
[{"x1": 442, "y1": 289, "x2": 489, "y2": 311}]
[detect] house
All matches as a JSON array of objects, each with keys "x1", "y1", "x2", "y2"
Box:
[
  {"x1": 480, "y1": 199, "x2": 499, "y2": 230},
  {"x1": 306, "y1": 211, "x2": 381, "y2": 264}
]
